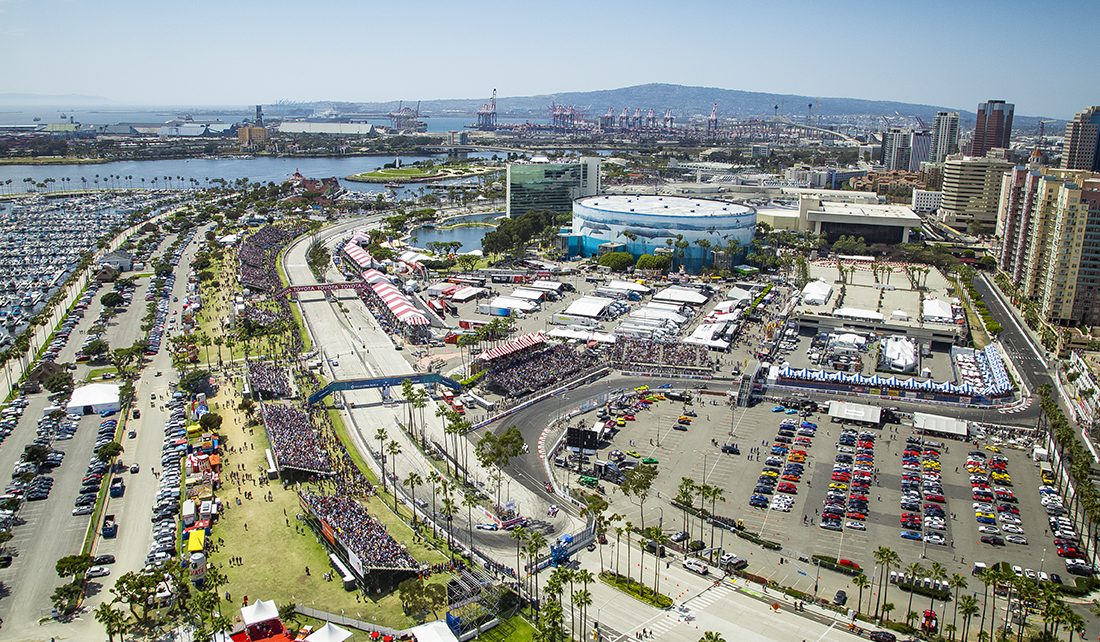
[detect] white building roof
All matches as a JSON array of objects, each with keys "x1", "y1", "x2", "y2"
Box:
[
  {"x1": 607, "y1": 279, "x2": 652, "y2": 293},
  {"x1": 548, "y1": 327, "x2": 617, "y2": 344},
  {"x1": 305, "y1": 623, "x2": 353, "y2": 642},
  {"x1": 828, "y1": 401, "x2": 882, "y2": 424},
  {"x1": 564, "y1": 296, "x2": 614, "y2": 318},
  {"x1": 452, "y1": 286, "x2": 485, "y2": 302},
  {"x1": 66, "y1": 383, "x2": 120, "y2": 411},
  {"x1": 408, "y1": 621, "x2": 461, "y2": 642},
  {"x1": 833, "y1": 307, "x2": 885, "y2": 322},
  {"x1": 913, "y1": 412, "x2": 969, "y2": 437},
  {"x1": 576, "y1": 194, "x2": 753, "y2": 218},
  {"x1": 653, "y1": 286, "x2": 708, "y2": 305},
  {"x1": 727, "y1": 286, "x2": 753, "y2": 302}
]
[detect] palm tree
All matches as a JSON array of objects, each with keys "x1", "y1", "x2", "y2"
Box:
[
  {"x1": 675, "y1": 477, "x2": 696, "y2": 537},
  {"x1": 903, "y1": 562, "x2": 927, "y2": 626},
  {"x1": 526, "y1": 531, "x2": 547, "y2": 606},
  {"x1": 509, "y1": 525, "x2": 527, "y2": 590},
  {"x1": 462, "y1": 490, "x2": 478, "y2": 548},
  {"x1": 403, "y1": 472, "x2": 422, "y2": 524},
  {"x1": 386, "y1": 440, "x2": 402, "y2": 510},
  {"x1": 706, "y1": 485, "x2": 725, "y2": 557},
  {"x1": 851, "y1": 574, "x2": 870, "y2": 617},
  {"x1": 873, "y1": 546, "x2": 900, "y2": 621},
  {"x1": 373, "y1": 427, "x2": 388, "y2": 490},
  {"x1": 649, "y1": 527, "x2": 670, "y2": 596},
  {"x1": 94, "y1": 602, "x2": 127, "y2": 642},
  {"x1": 979, "y1": 567, "x2": 1000, "y2": 642},
  {"x1": 881, "y1": 602, "x2": 896, "y2": 624},
  {"x1": 958, "y1": 594, "x2": 979, "y2": 642},
  {"x1": 927, "y1": 561, "x2": 947, "y2": 617},
  {"x1": 427, "y1": 470, "x2": 441, "y2": 539},
  {"x1": 699, "y1": 633, "x2": 726, "y2": 642},
  {"x1": 949, "y1": 572, "x2": 968, "y2": 640},
  {"x1": 624, "y1": 521, "x2": 634, "y2": 582},
  {"x1": 573, "y1": 589, "x2": 592, "y2": 639}
]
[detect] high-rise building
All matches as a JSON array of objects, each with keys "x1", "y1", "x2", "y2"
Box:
[
  {"x1": 997, "y1": 165, "x2": 1100, "y2": 326},
  {"x1": 929, "y1": 111, "x2": 960, "y2": 163},
  {"x1": 971, "y1": 100, "x2": 1014, "y2": 157},
  {"x1": 505, "y1": 157, "x2": 601, "y2": 218},
  {"x1": 1061, "y1": 106, "x2": 1100, "y2": 172},
  {"x1": 908, "y1": 130, "x2": 932, "y2": 172},
  {"x1": 939, "y1": 153, "x2": 1012, "y2": 233}
]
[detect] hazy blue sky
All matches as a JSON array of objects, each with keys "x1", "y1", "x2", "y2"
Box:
[{"x1": 2, "y1": 0, "x2": 1096, "y2": 117}]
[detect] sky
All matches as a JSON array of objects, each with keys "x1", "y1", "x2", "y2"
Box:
[{"x1": 1, "y1": 0, "x2": 1097, "y2": 118}]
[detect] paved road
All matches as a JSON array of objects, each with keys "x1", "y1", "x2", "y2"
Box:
[
  {"x1": 282, "y1": 215, "x2": 581, "y2": 560},
  {"x1": 972, "y1": 275, "x2": 1051, "y2": 393},
  {"x1": 0, "y1": 233, "x2": 176, "y2": 635}
]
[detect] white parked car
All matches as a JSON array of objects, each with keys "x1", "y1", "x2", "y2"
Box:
[
  {"x1": 1002, "y1": 524, "x2": 1025, "y2": 534},
  {"x1": 87, "y1": 566, "x2": 111, "y2": 578},
  {"x1": 978, "y1": 525, "x2": 1000, "y2": 534}
]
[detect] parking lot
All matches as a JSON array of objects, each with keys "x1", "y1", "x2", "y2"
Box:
[{"x1": 557, "y1": 389, "x2": 1068, "y2": 602}]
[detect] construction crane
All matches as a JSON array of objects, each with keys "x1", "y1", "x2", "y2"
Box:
[
  {"x1": 663, "y1": 108, "x2": 674, "y2": 129},
  {"x1": 707, "y1": 103, "x2": 718, "y2": 135},
  {"x1": 915, "y1": 116, "x2": 928, "y2": 129},
  {"x1": 1038, "y1": 119, "x2": 1058, "y2": 154},
  {"x1": 476, "y1": 89, "x2": 497, "y2": 129}
]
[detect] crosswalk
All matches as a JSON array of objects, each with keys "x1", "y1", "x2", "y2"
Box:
[{"x1": 615, "y1": 583, "x2": 736, "y2": 641}]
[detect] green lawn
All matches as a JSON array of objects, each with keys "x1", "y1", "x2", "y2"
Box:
[{"x1": 474, "y1": 613, "x2": 536, "y2": 642}]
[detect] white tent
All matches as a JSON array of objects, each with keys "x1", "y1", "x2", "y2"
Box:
[
  {"x1": 607, "y1": 279, "x2": 651, "y2": 293},
  {"x1": 881, "y1": 336, "x2": 918, "y2": 372},
  {"x1": 409, "y1": 621, "x2": 460, "y2": 642},
  {"x1": 654, "y1": 286, "x2": 708, "y2": 306},
  {"x1": 452, "y1": 286, "x2": 486, "y2": 302},
  {"x1": 66, "y1": 383, "x2": 121, "y2": 416},
  {"x1": 530, "y1": 279, "x2": 565, "y2": 293},
  {"x1": 801, "y1": 280, "x2": 833, "y2": 305},
  {"x1": 828, "y1": 401, "x2": 882, "y2": 425},
  {"x1": 922, "y1": 298, "x2": 954, "y2": 323},
  {"x1": 240, "y1": 599, "x2": 279, "y2": 626},
  {"x1": 630, "y1": 308, "x2": 687, "y2": 325},
  {"x1": 548, "y1": 327, "x2": 617, "y2": 344},
  {"x1": 832, "y1": 333, "x2": 866, "y2": 349},
  {"x1": 564, "y1": 296, "x2": 614, "y2": 318},
  {"x1": 833, "y1": 307, "x2": 885, "y2": 322},
  {"x1": 305, "y1": 623, "x2": 353, "y2": 642},
  {"x1": 510, "y1": 287, "x2": 547, "y2": 301},
  {"x1": 727, "y1": 286, "x2": 753, "y2": 302},
  {"x1": 913, "y1": 412, "x2": 969, "y2": 437},
  {"x1": 712, "y1": 299, "x2": 744, "y2": 314},
  {"x1": 489, "y1": 296, "x2": 537, "y2": 313}
]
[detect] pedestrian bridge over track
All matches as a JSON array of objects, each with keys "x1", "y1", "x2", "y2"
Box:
[{"x1": 307, "y1": 372, "x2": 462, "y2": 405}]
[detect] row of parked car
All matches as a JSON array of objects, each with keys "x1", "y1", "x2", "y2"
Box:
[
  {"x1": 821, "y1": 427, "x2": 876, "y2": 532},
  {"x1": 43, "y1": 284, "x2": 101, "y2": 365},
  {"x1": 899, "y1": 436, "x2": 947, "y2": 545},
  {"x1": 968, "y1": 450, "x2": 1026, "y2": 547},
  {"x1": 748, "y1": 418, "x2": 817, "y2": 510},
  {"x1": 146, "y1": 229, "x2": 196, "y2": 356},
  {"x1": 72, "y1": 418, "x2": 121, "y2": 516},
  {"x1": 147, "y1": 397, "x2": 188, "y2": 570}
]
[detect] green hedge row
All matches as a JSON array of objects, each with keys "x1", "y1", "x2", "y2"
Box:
[
  {"x1": 811, "y1": 554, "x2": 864, "y2": 577},
  {"x1": 735, "y1": 529, "x2": 782, "y2": 550}
]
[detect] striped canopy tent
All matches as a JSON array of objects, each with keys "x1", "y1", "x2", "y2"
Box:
[
  {"x1": 361, "y1": 269, "x2": 388, "y2": 284},
  {"x1": 371, "y1": 281, "x2": 429, "y2": 326},
  {"x1": 477, "y1": 331, "x2": 547, "y2": 362},
  {"x1": 344, "y1": 244, "x2": 372, "y2": 269}
]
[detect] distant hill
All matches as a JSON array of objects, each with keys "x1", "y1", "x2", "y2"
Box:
[
  {"x1": 284, "y1": 83, "x2": 1058, "y2": 130},
  {"x1": 0, "y1": 93, "x2": 110, "y2": 105}
]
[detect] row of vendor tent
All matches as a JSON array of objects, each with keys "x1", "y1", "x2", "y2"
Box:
[
  {"x1": 777, "y1": 365, "x2": 980, "y2": 396},
  {"x1": 344, "y1": 244, "x2": 373, "y2": 269},
  {"x1": 477, "y1": 331, "x2": 546, "y2": 362},
  {"x1": 549, "y1": 326, "x2": 617, "y2": 344},
  {"x1": 361, "y1": 270, "x2": 430, "y2": 326}
]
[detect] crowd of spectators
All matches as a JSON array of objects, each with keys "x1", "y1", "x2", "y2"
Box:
[
  {"x1": 485, "y1": 344, "x2": 594, "y2": 397},
  {"x1": 247, "y1": 361, "x2": 292, "y2": 398},
  {"x1": 261, "y1": 404, "x2": 331, "y2": 473},
  {"x1": 613, "y1": 338, "x2": 714, "y2": 374},
  {"x1": 300, "y1": 493, "x2": 419, "y2": 570},
  {"x1": 237, "y1": 224, "x2": 308, "y2": 292},
  {"x1": 239, "y1": 304, "x2": 282, "y2": 329}
]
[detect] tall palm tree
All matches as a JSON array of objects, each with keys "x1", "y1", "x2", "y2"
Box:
[
  {"x1": 624, "y1": 521, "x2": 634, "y2": 582},
  {"x1": 373, "y1": 427, "x2": 389, "y2": 487},
  {"x1": 927, "y1": 561, "x2": 947, "y2": 617},
  {"x1": 675, "y1": 477, "x2": 696, "y2": 537},
  {"x1": 706, "y1": 485, "x2": 725, "y2": 557},
  {"x1": 573, "y1": 589, "x2": 592, "y2": 639},
  {"x1": 386, "y1": 440, "x2": 402, "y2": 510},
  {"x1": 948, "y1": 572, "x2": 968, "y2": 640},
  {"x1": 903, "y1": 562, "x2": 927, "y2": 627},
  {"x1": 979, "y1": 567, "x2": 1000, "y2": 642},
  {"x1": 403, "y1": 472, "x2": 422, "y2": 524},
  {"x1": 851, "y1": 574, "x2": 870, "y2": 617},
  {"x1": 648, "y1": 527, "x2": 670, "y2": 596},
  {"x1": 526, "y1": 531, "x2": 547, "y2": 606},
  {"x1": 958, "y1": 594, "x2": 979, "y2": 642},
  {"x1": 509, "y1": 526, "x2": 527, "y2": 591},
  {"x1": 873, "y1": 546, "x2": 900, "y2": 621},
  {"x1": 462, "y1": 490, "x2": 478, "y2": 548}
]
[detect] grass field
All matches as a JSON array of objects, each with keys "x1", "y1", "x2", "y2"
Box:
[
  {"x1": 346, "y1": 165, "x2": 499, "y2": 184},
  {"x1": 206, "y1": 373, "x2": 451, "y2": 628}
]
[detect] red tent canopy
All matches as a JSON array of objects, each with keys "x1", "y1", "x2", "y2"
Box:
[{"x1": 477, "y1": 331, "x2": 546, "y2": 362}]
